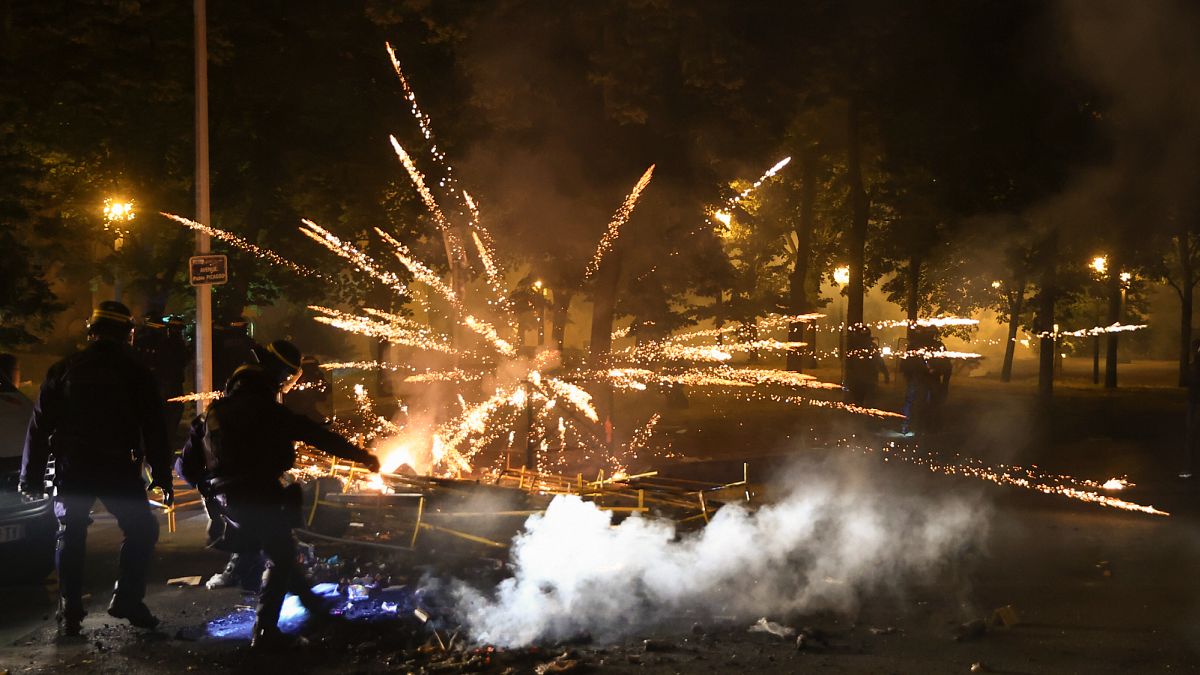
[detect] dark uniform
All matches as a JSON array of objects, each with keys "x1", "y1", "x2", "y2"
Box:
[
  {"x1": 178, "y1": 341, "x2": 379, "y2": 647},
  {"x1": 133, "y1": 314, "x2": 191, "y2": 443},
  {"x1": 20, "y1": 302, "x2": 173, "y2": 635},
  {"x1": 213, "y1": 319, "x2": 256, "y2": 390}
]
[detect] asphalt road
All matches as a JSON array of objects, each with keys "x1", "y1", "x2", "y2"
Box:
[{"x1": 0, "y1": 450, "x2": 1197, "y2": 674}]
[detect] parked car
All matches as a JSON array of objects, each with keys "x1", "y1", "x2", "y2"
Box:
[{"x1": 0, "y1": 386, "x2": 56, "y2": 581}]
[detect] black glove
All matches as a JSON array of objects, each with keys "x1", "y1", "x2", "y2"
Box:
[
  {"x1": 362, "y1": 453, "x2": 381, "y2": 473},
  {"x1": 17, "y1": 480, "x2": 46, "y2": 502},
  {"x1": 149, "y1": 476, "x2": 174, "y2": 507}
]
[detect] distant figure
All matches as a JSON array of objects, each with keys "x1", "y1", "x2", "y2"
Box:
[
  {"x1": 927, "y1": 333, "x2": 954, "y2": 432},
  {"x1": 0, "y1": 353, "x2": 18, "y2": 393},
  {"x1": 1184, "y1": 339, "x2": 1200, "y2": 479},
  {"x1": 20, "y1": 301, "x2": 173, "y2": 636},
  {"x1": 213, "y1": 318, "x2": 256, "y2": 389},
  {"x1": 872, "y1": 337, "x2": 890, "y2": 384},
  {"x1": 844, "y1": 325, "x2": 879, "y2": 406},
  {"x1": 900, "y1": 326, "x2": 936, "y2": 436},
  {"x1": 133, "y1": 313, "x2": 191, "y2": 441}
]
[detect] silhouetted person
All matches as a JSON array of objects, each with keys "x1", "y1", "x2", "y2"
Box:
[
  {"x1": 178, "y1": 340, "x2": 379, "y2": 648},
  {"x1": 134, "y1": 313, "x2": 191, "y2": 442},
  {"x1": 926, "y1": 333, "x2": 954, "y2": 432},
  {"x1": 900, "y1": 326, "x2": 936, "y2": 436},
  {"x1": 1184, "y1": 339, "x2": 1200, "y2": 479},
  {"x1": 213, "y1": 318, "x2": 256, "y2": 391},
  {"x1": 0, "y1": 353, "x2": 18, "y2": 393},
  {"x1": 20, "y1": 301, "x2": 173, "y2": 636},
  {"x1": 872, "y1": 338, "x2": 890, "y2": 384}
]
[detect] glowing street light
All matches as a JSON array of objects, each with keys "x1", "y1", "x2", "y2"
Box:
[
  {"x1": 103, "y1": 198, "x2": 136, "y2": 223},
  {"x1": 833, "y1": 265, "x2": 850, "y2": 286},
  {"x1": 712, "y1": 210, "x2": 732, "y2": 228},
  {"x1": 1119, "y1": 271, "x2": 1132, "y2": 285},
  {"x1": 102, "y1": 197, "x2": 136, "y2": 244},
  {"x1": 1090, "y1": 255, "x2": 1108, "y2": 276},
  {"x1": 991, "y1": 280, "x2": 1002, "y2": 289}
]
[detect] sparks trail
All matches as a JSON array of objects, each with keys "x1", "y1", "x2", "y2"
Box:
[
  {"x1": 162, "y1": 213, "x2": 325, "y2": 279},
  {"x1": 167, "y1": 391, "x2": 222, "y2": 404},
  {"x1": 1037, "y1": 322, "x2": 1148, "y2": 338},
  {"x1": 299, "y1": 220, "x2": 408, "y2": 295},
  {"x1": 584, "y1": 164, "x2": 656, "y2": 280},
  {"x1": 731, "y1": 156, "x2": 791, "y2": 206},
  {"x1": 857, "y1": 442, "x2": 1169, "y2": 516}
]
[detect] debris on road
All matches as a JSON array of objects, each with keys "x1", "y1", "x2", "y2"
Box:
[
  {"x1": 990, "y1": 605, "x2": 1020, "y2": 628},
  {"x1": 954, "y1": 618, "x2": 988, "y2": 642},
  {"x1": 167, "y1": 576, "x2": 203, "y2": 587},
  {"x1": 748, "y1": 616, "x2": 795, "y2": 639}
]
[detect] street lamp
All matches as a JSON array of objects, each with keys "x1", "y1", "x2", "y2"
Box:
[
  {"x1": 533, "y1": 280, "x2": 548, "y2": 345},
  {"x1": 832, "y1": 265, "x2": 850, "y2": 375},
  {"x1": 1087, "y1": 255, "x2": 1109, "y2": 383},
  {"x1": 102, "y1": 197, "x2": 136, "y2": 302},
  {"x1": 102, "y1": 197, "x2": 136, "y2": 246}
]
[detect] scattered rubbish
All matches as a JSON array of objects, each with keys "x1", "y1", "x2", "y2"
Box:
[
  {"x1": 167, "y1": 576, "x2": 203, "y2": 587},
  {"x1": 749, "y1": 617, "x2": 796, "y2": 639},
  {"x1": 954, "y1": 618, "x2": 987, "y2": 642},
  {"x1": 990, "y1": 605, "x2": 1020, "y2": 628},
  {"x1": 643, "y1": 638, "x2": 673, "y2": 652},
  {"x1": 535, "y1": 651, "x2": 585, "y2": 674},
  {"x1": 795, "y1": 627, "x2": 831, "y2": 651},
  {"x1": 970, "y1": 661, "x2": 988, "y2": 673},
  {"x1": 414, "y1": 608, "x2": 431, "y2": 623}
]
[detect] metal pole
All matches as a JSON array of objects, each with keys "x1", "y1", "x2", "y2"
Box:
[{"x1": 194, "y1": 0, "x2": 213, "y2": 413}]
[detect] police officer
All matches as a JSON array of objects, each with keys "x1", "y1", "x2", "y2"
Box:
[
  {"x1": 133, "y1": 312, "x2": 191, "y2": 443},
  {"x1": 20, "y1": 301, "x2": 173, "y2": 636},
  {"x1": 178, "y1": 340, "x2": 380, "y2": 648}
]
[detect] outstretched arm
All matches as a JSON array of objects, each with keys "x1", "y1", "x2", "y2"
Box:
[{"x1": 285, "y1": 410, "x2": 380, "y2": 471}]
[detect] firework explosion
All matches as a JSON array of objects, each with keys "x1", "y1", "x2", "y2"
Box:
[{"x1": 163, "y1": 44, "x2": 1165, "y2": 520}]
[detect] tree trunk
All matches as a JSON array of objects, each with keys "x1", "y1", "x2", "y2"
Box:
[
  {"x1": 787, "y1": 149, "x2": 816, "y2": 372},
  {"x1": 551, "y1": 290, "x2": 573, "y2": 353},
  {"x1": 1103, "y1": 259, "x2": 1121, "y2": 389},
  {"x1": 1036, "y1": 237, "x2": 1058, "y2": 399},
  {"x1": 845, "y1": 97, "x2": 869, "y2": 327},
  {"x1": 588, "y1": 250, "x2": 623, "y2": 366},
  {"x1": 1178, "y1": 230, "x2": 1195, "y2": 387},
  {"x1": 905, "y1": 256, "x2": 922, "y2": 321},
  {"x1": 1181, "y1": 283, "x2": 1194, "y2": 387},
  {"x1": 1000, "y1": 281, "x2": 1024, "y2": 383}
]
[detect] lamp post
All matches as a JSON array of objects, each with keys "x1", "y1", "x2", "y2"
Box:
[
  {"x1": 833, "y1": 265, "x2": 850, "y2": 377},
  {"x1": 194, "y1": 0, "x2": 213, "y2": 414},
  {"x1": 533, "y1": 280, "x2": 547, "y2": 346},
  {"x1": 1090, "y1": 255, "x2": 1107, "y2": 385}
]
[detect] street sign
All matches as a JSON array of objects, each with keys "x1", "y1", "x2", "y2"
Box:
[{"x1": 189, "y1": 254, "x2": 228, "y2": 286}]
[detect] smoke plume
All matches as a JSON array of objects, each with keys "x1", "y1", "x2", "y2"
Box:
[{"x1": 453, "y1": 456, "x2": 985, "y2": 647}]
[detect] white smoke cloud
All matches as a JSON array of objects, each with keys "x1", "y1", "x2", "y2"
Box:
[{"x1": 453, "y1": 459, "x2": 986, "y2": 647}]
